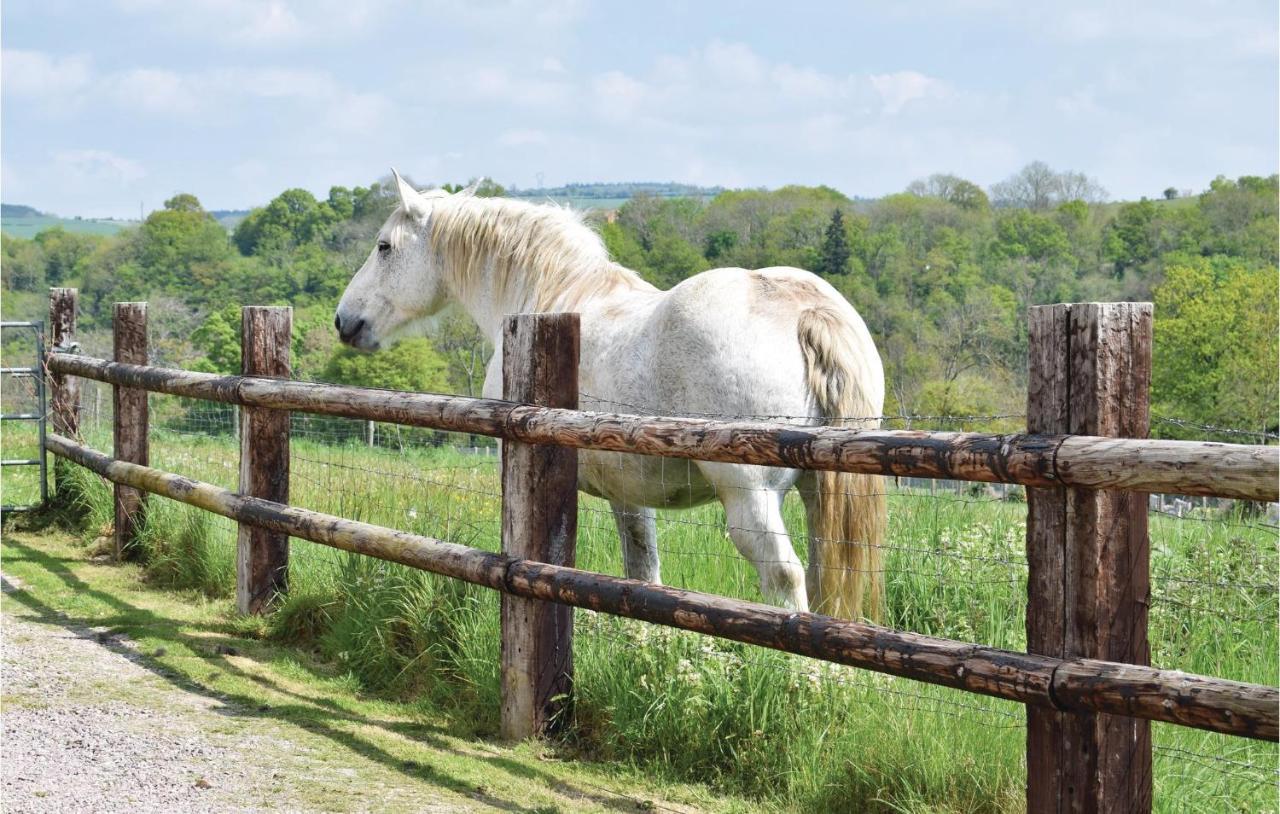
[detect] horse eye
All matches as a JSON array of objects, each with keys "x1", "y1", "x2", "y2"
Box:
[{"x1": 377, "y1": 240, "x2": 391, "y2": 254}]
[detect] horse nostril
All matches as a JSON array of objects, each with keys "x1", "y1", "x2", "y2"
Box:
[
  {"x1": 334, "y1": 314, "x2": 341, "y2": 332},
  {"x1": 338, "y1": 317, "x2": 366, "y2": 344}
]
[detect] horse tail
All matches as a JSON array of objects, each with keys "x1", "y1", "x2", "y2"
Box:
[{"x1": 797, "y1": 305, "x2": 886, "y2": 621}]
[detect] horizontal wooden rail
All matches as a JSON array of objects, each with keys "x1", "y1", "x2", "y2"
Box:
[
  {"x1": 45, "y1": 432, "x2": 1279, "y2": 740},
  {"x1": 48, "y1": 354, "x2": 1278, "y2": 502}
]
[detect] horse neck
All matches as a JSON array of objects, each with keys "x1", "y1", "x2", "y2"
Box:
[{"x1": 436, "y1": 205, "x2": 649, "y2": 342}]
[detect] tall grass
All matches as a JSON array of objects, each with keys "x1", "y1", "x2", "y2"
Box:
[{"x1": 31, "y1": 419, "x2": 1280, "y2": 813}]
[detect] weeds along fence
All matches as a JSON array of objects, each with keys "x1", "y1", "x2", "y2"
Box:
[{"x1": 37, "y1": 289, "x2": 1280, "y2": 813}]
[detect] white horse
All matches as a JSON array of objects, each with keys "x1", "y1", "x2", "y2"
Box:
[{"x1": 335, "y1": 173, "x2": 887, "y2": 619}]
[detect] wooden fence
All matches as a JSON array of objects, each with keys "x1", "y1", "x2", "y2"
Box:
[{"x1": 42, "y1": 290, "x2": 1279, "y2": 814}]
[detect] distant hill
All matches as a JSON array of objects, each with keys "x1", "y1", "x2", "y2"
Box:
[
  {"x1": 210, "y1": 209, "x2": 251, "y2": 230},
  {"x1": 506, "y1": 182, "x2": 725, "y2": 210},
  {"x1": 1, "y1": 204, "x2": 137, "y2": 239}
]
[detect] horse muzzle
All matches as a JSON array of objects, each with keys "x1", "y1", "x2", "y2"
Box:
[{"x1": 335, "y1": 313, "x2": 378, "y2": 351}]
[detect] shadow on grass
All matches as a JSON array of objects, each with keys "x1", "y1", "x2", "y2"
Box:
[{"x1": 2, "y1": 535, "x2": 644, "y2": 814}]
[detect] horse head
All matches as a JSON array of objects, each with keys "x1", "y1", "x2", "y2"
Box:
[{"x1": 334, "y1": 170, "x2": 476, "y2": 350}]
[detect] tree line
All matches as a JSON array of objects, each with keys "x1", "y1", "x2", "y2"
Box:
[{"x1": 2, "y1": 163, "x2": 1275, "y2": 438}]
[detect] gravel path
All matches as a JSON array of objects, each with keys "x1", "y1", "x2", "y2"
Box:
[
  {"x1": 3, "y1": 573, "x2": 275, "y2": 813},
  {"x1": 0, "y1": 573, "x2": 472, "y2": 814}
]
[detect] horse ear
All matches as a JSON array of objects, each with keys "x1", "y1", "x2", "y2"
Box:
[
  {"x1": 391, "y1": 168, "x2": 428, "y2": 217},
  {"x1": 458, "y1": 178, "x2": 483, "y2": 197}
]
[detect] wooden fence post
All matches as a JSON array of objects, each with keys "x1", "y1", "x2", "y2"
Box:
[
  {"x1": 500, "y1": 312, "x2": 579, "y2": 740},
  {"x1": 48, "y1": 288, "x2": 80, "y2": 437},
  {"x1": 1026, "y1": 302, "x2": 1153, "y2": 813},
  {"x1": 113, "y1": 302, "x2": 148, "y2": 560},
  {"x1": 48, "y1": 288, "x2": 80, "y2": 501},
  {"x1": 236, "y1": 306, "x2": 292, "y2": 614}
]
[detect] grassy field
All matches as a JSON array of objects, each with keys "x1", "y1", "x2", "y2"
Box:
[
  {"x1": 1, "y1": 212, "x2": 138, "y2": 239},
  {"x1": 6, "y1": 411, "x2": 1277, "y2": 812}
]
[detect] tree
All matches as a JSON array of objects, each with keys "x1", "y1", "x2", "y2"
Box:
[
  {"x1": 818, "y1": 209, "x2": 852, "y2": 276},
  {"x1": 434, "y1": 312, "x2": 492, "y2": 396},
  {"x1": 703, "y1": 229, "x2": 737, "y2": 261},
  {"x1": 1102, "y1": 198, "x2": 1158, "y2": 275},
  {"x1": 33, "y1": 228, "x2": 100, "y2": 285},
  {"x1": 190, "y1": 304, "x2": 241, "y2": 374},
  {"x1": 1197, "y1": 175, "x2": 1279, "y2": 265},
  {"x1": 233, "y1": 188, "x2": 340, "y2": 256},
  {"x1": 135, "y1": 194, "x2": 232, "y2": 289},
  {"x1": 990, "y1": 161, "x2": 1060, "y2": 210},
  {"x1": 1163, "y1": 187, "x2": 1179, "y2": 201},
  {"x1": 1, "y1": 235, "x2": 46, "y2": 291},
  {"x1": 906, "y1": 173, "x2": 990, "y2": 211},
  {"x1": 1055, "y1": 171, "x2": 1107, "y2": 204},
  {"x1": 321, "y1": 338, "x2": 450, "y2": 394},
  {"x1": 991, "y1": 210, "x2": 1070, "y2": 262},
  {"x1": 1153, "y1": 256, "x2": 1278, "y2": 436},
  {"x1": 991, "y1": 162, "x2": 1105, "y2": 210},
  {"x1": 442, "y1": 178, "x2": 506, "y2": 197}
]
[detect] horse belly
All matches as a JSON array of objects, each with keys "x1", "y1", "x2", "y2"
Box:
[{"x1": 579, "y1": 450, "x2": 717, "y2": 508}]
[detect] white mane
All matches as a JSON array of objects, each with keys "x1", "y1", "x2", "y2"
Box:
[{"x1": 384, "y1": 195, "x2": 652, "y2": 313}]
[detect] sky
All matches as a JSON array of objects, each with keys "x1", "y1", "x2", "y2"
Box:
[{"x1": 2, "y1": 0, "x2": 1277, "y2": 218}]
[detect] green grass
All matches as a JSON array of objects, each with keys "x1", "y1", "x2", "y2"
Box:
[
  {"x1": 0, "y1": 526, "x2": 754, "y2": 813},
  {"x1": 10, "y1": 418, "x2": 1278, "y2": 813},
  {"x1": 1, "y1": 213, "x2": 136, "y2": 239}
]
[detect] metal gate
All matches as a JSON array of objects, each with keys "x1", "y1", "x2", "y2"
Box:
[{"x1": 1, "y1": 321, "x2": 48, "y2": 512}]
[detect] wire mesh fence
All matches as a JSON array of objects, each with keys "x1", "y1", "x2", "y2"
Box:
[{"x1": 29, "y1": 370, "x2": 1280, "y2": 809}]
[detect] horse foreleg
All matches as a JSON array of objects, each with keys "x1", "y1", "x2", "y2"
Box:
[
  {"x1": 719, "y1": 488, "x2": 808, "y2": 612},
  {"x1": 610, "y1": 502, "x2": 660, "y2": 584}
]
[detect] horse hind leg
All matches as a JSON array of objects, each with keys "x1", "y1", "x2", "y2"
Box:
[
  {"x1": 610, "y1": 501, "x2": 660, "y2": 583},
  {"x1": 716, "y1": 486, "x2": 808, "y2": 612}
]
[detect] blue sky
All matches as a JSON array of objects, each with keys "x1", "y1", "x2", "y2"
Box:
[{"x1": 3, "y1": 0, "x2": 1277, "y2": 218}]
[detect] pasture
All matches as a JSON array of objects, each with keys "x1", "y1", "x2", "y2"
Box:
[
  {"x1": 0, "y1": 212, "x2": 135, "y2": 239},
  {"x1": 14, "y1": 398, "x2": 1275, "y2": 813}
]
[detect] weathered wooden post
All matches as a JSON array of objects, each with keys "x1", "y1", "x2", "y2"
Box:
[
  {"x1": 500, "y1": 312, "x2": 579, "y2": 740},
  {"x1": 236, "y1": 306, "x2": 292, "y2": 614},
  {"x1": 48, "y1": 288, "x2": 80, "y2": 500},
  {"x1": 113, "y1": 302, "x2": 148, "y2": 560},
  {"x1": 48, "y1": 288, "x2": 80, "y2": 437},
  {"x1": 1026, "y1": 302, "x2": 1153, "y2": 813}
]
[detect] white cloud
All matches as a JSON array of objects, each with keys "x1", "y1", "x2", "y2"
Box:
[
  {"x1": 592, "y1": 71, "x2": 650, "y2": 122},
  {"x1": 498, "y1": 129, "x2": 549, "y2": 147},
  {"x1": 112, "y1": 0, "x2": 388, "y2": 46},
  {"x1": 232, "y1": 1, "x2": 303, "y2": 44},
  {"x1": 703, "y1": 40, "x2": 766, "y2": 84},
  {"x1": 2, "y1": 50, "x2": 92, "y2": 96},
  {"x1": 868, "y1": 71, "x2": 946, "y2": 115},
  {"x1": 106, "y1": 68, "x2": 198, "y2": 114},
  {"x1": 53, "y1": 149, "x2": 146, "y2": 184},
  {"x1": 431, "y1": 64, "x2": 572, "y2": 110}
]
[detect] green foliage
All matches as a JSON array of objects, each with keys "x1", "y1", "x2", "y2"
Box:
[
  {"x1": 2, "y1": 169, "x2": 1275, "y2": 434},
  {"x1": 1198, "y1": 174, "x2": 1279, "y2": 265},
  {"x1": 136, "y1": 195, "x2": 232, "y2": 287},
  {"x1": 992, "y1": 210, "x2": 1070, "y2": 262},
  {"x1": 818, "y1": 209, "x2": 851, "y2": 276},
  {"x1": 1153, "y1": 256, "x2": 1278, "y2": 435},
  {"x1": 33, "y1": 227, "x2": 102, "y2": 285},
  {"x1": 1, "y1": 233, "x2": 46, "y2": 291},
  {"x1": 321, "y1": 338, "x2": 450, "y2": 394},
  {"x1": 1102, "y1": 198, "x2": 1158, "y2": 275},
  {"x1": 190, "y1": 305, "x2": 241, "y2": 374},
  {"x1": 441, "y1": 178, "x2": 507, "y2": 197},
  {"x1": 233, "y1": 188, "x2": 339, "y2": 256}
]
